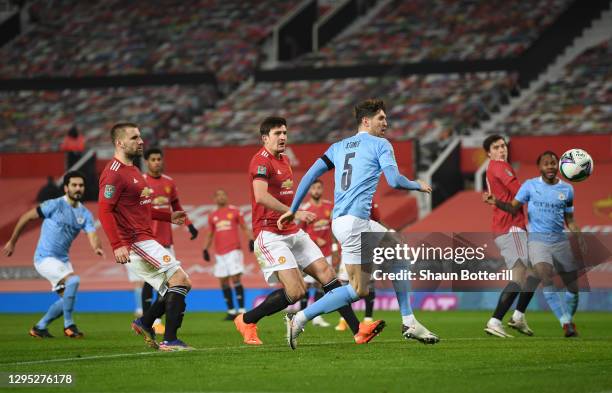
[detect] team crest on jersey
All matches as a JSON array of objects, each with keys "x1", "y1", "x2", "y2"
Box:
[
  {"x1": 164, "y1": 186, "x2": 172, "y2": 194},
  {"x1": 163, "y1": 255, "x2": 171, "y2": 263},
  {"x1": 140, "y1": 187, "x2": 153, "y2": 198},
  {"x1": 558, "y1": 193, "x2": 566, "y2": 201},
  {"x1": 505, "y1": 169, "x2": 513, "y2": 177},
  {"x1": 257, "y1": 165, "x2": 267, "y2": 176},
  {"x1": 227, "y1": 213, "x2": 233, "y2": 219},
  {"x1": 281, "y1": 179, "x2": 294, "y2": 189},
  {"x1": 104, "y1": 185, "x2": 115, "y2": 199},
  {"x1": 76, "y1": 216, "x2": 85, "y2": 225},
  {"x1": 325, "y1": 210, "x2": 331, "y2": 217},
  {"x1": 278, "y1": 256, "x2": 287, "y2": 264}
]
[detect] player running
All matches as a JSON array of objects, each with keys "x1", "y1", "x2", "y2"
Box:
[
  {"x1": 98, "y1": 123, "x2": 192, "y2": 351},
  {"x1": 485, "y1": 150, "x2": 585, "y2": 337},
  {"x1": 279, "y1": 99, "x2": 439, "y2": 349},
  {"x1": 233, "y1": 116, "x2": 374, "y2": 345},
  {"x1": 203, "y1": 189, "x2": 254, "y2": 320},
  {"x1": 3, "y1": 171, "x2": 104, "y2": 338},
  {"x1": 298, "y1": 179, "x2": 338, "y2": 327},
  {"x1": 482, "y1": 135, "x2": 539, "y2": 338},
  {"x1": 131, "y1": 147, "x2": 199, "y2": 334}
]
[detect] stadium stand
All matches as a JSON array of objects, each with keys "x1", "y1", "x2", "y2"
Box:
[
  {"x1": 190, "y1": 72, "x2": 517, "y2": 146},
  {"x1": 0, "y1": 84, "x2": 218, "y2": 152},
  {"x1": 294, "y1": 0, "x2": 572, "y2": 67},
  {"x1": 0, "y1": 0, "x2": 299, "y2": 84},
  {"x1": 499, "y1": 38, "x2": 612, "y2": 136}
]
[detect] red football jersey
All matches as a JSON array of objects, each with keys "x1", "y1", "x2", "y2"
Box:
[
  {"x1": 486, "y1": 160, "x2": 526, "y2": 234},
  {"x1": 209, "y1": 205, "x2": 244, "y2": 255},
  {"x1": 249, "y1": 147, "x2": 298, "y2": 237},
  {"x1": 98, "y1": 159, "x2": 170, "y2": 250},
  {"x1": 143, "y1": 173, "x2": 192, "y2": 247},
  {"x1": 300, "y1": 199, "x2": 333, "y2": 256}
]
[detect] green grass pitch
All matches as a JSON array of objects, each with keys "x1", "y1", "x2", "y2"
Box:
[{"x1": 1, "y1": 311, "x2": 611, "y2": 393}]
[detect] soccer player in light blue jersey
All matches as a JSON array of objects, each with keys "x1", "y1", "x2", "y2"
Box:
[
  {"x1": 485, "y1": 151, "x2": 585, "y2": 337},
  {"x1": 3, "y1": 171, "x2": 104, "y2": 338},
  {"x1": 279, "y1": 99, "x2": 439, "y2": 348}
]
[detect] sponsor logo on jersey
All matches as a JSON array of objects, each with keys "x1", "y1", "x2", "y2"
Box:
[
  {"x1": 281, "y1": 179, "x2": 293, "y2": 189},
  {"x1": 153, "y1": 196, "x2": 169, "y2": 205},
  {"x1": 104, "y1": 185, "x2": 115, "y2": 199},
  {"x1": 140, "y1": 187, "x2": 153, "y2": 198}
]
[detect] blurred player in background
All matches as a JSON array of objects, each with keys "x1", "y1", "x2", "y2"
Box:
[
  {"x1": 280, "y1": 99, "x2": 439, "y2": 349},
  {"x1": 3, "y1": 171, "x2": 104, "y2": 338},
  {"x1": 98, "y1": 123, "x2": 192, "y2": 351},
  {"x1": 485, "y1": 150, "x2": 585, "y2": 337},
  {"x1": 482, "y1": 135, "x2": 539, "y2": 338},
  {"x1": 298, "y1": 179, "x2": 339, "y2": 327},
  {"x1": 127, "y1": 147, "x2": 198, "y2": 334},
  {"x1": 203, "y1": 189, "x2": 254, "y2": 320},
  {"x1": 234, "y1": 116, "x2": 367, "y2": 346}
]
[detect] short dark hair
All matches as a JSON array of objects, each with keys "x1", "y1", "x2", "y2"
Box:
[
  {"x1": 63, "y1": 170, "x2": 86, "y2": 187},
  {"x1": 354, "y1": 99, "x2": 385, "y2": 125},
  {"x1": 260, "y1": 116, "x2": 287, "y2": 136},
  {"x1": 144, "y1": 147, "x2": 163, "y2": 160},
  {"x1": 110, "y1": 122, "x2": 139, "y2": 144},
  {"x1": 482, "y1": 134, "x2": 506, "y2": 152},
  {"x1": 312, "y1": 179, "x2": 323, "y2": 186},
  {"x1": 537, "y1": 150, "x2": 558, "y2": 165}
]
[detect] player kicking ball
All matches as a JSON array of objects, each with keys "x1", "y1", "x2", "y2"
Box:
[
  {"x1": 98, "y1": 123, "x2": 193, "y2": 351},
  {"x1": 3, "y1": 171, "x2": 104, "y2": 338},
  {"x1": 485, "y1": 151, "x2": 585, "y2": 337},
  {"x1": 234, "y1": 116, "x2": 373, "y2": 346},
  {"x1": 279, "y1": 99, "x2": 439, "y2": 349}
]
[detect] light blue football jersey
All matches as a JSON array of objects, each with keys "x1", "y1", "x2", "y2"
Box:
[
  {"x1": 515, "y1": 177, "x2": 574, "y2": 244},
  {"x1": 323, "y1": 132, "x2": 397, "y2": 219},
  {"x1": 34, "y1": 196, "x2": 96, "y2": 263}
]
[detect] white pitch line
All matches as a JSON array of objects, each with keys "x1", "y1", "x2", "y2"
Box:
[{"x1": 2, "y1": 337, "x2": 608, "y2": 366}]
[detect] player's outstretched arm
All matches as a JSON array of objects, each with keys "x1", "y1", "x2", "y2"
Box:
[
  {"x1": 382, "y1": 165, "x2": 430, "y2": 192},
  {"x1": 484, "y1": 193, "x2": 523, "y2": 215},
  {"x1": 2, "y1": 207, "x2": 41, "y2": 257}
]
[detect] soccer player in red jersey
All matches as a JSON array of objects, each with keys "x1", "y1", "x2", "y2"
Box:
[
  {"x1": 234, "y1": 117, "x2": 372, "y2": 345},
  {"x1": 203, "y1": 189, "x2": 254, "y2": 320},
  {"x1": 98, "y1": 123, "x2": 192, "y2": 351},
  {"x1": 298, "y1": 179, "x2": 338, "y2": 327},
  {"x1": 128, "y1": 147, "x2": 198, "y2": 334},
  {"x1": 482, "y1": 134, "x2": 539, "y2": 337}
]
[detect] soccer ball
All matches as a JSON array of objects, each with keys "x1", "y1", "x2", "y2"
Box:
[{"x1": 559, "y1": 148, "x2": 593, "y2": 182}]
